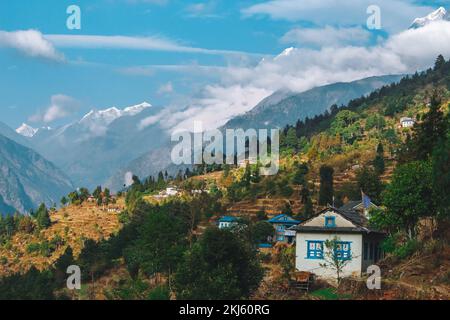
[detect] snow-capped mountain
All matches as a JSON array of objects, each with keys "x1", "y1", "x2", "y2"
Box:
[
  {"x1": 410, "y1": 7, "x2": 450, "y2": 29},
  {"x1": 25, "y1": 101, "x2": 164, "y2": 189},
  {"x1": 16, "y1": 123, "x2": 38, "y2": 137},
  {"x1": 80, "y1": 102, "x2": 151, "y2": 127}
]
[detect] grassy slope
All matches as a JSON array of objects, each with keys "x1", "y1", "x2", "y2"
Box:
[{"x1": 0, "y1": 199, "x2": 123, "y2": 277}]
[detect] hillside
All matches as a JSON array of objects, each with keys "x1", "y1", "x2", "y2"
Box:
[
  {"x1": 0, "y1": 134, "x2": 74, "y2": 215},
  {"x1": 222, "y1": 75, "x2": 403, "y2": 131},
  {"x1": 0, "y1": 57, "x2": 448, "y2": 300},
  {"x1": 101, "y1": 75, "x2": 404, "y2": 192},
  {"x1": 0, "y1": 199, "x2": 124, "y2": 277}
]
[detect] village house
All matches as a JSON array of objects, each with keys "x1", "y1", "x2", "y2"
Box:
[
  {"x1": 166, "y1": 187, "x2": 179, "y2": 196},
  {"x1": 292, "y1": 207, "x2": 385, "y2": 280},
  {"x1": 107, "y1": 207, "x2": 121, "y2": 213},
  {"x1": 218, "y1": 216, "x2": 240, "y2": 229},
  {"x1": 339, "y1": 199, "x2": 379, "y2": 217},
  {"x1": 153, "y1": 186, "x2": 180, "y2": 199},
  {"x1": 268, "y1": 214, "x2": 300, "y2": 243},
  {"x1": 400, "y1": 117, "x2": 415, "y2": 128}
]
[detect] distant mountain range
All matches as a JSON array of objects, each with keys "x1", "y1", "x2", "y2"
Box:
[
  {"x1": 0, "y1": 133, "x2": 73, "y2": 215},
  {"x1": 221, "y1": 75, "x2": 403, "y2": 131},
  {"x1": 105, "y1": 75, "x2": 403, "y2": 190},
  {"x1": 12, "y1": 74, "x2": 403, "y2": 193},
  {"x1": 17, "y1": 102, "x2": 169, "y2": 190}
]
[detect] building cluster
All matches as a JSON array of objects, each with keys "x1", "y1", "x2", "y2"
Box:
[
  {"x1": 152, "y1": 186, "x2": 209, "y2": 200},
  {"x1": 218, "y1": 199, "x2": 384, "y2": 280}
]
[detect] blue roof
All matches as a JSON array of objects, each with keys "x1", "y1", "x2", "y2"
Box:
[
  {"x1": 268, "y1": 214, "x2": 300, "y2": 225},
  {"x1": 219, "y1": 216, "x2": 239, "y2": 223}
]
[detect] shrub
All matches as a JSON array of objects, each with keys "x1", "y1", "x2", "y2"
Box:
[
  {"x1": 393, "y1": 239, "x2": 421, "y2": 260},
  {"x1": 147, "y1": 285, "x2": 170, "y2": 300},
  {"x1": 26, "y1": 243, "x2": 41, "y2": 254}
]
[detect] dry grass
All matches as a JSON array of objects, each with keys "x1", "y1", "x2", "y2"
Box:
[{"x1": 0, "y1": 199, "x2": 124, "y2": 277}]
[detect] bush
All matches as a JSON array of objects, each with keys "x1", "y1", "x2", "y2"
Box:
[
  {"x1": 393, "y1": 239, "x2": 420, "y2": 260},
  {"x1": 147, "y1": 285, "x2": 170, "y2": 300},
  {"x1": 26, "y1": 243, "x2": 41, "y2": 254},
  {"x1": 380, "y1": 234, "x2": 398, "y2": 254}
]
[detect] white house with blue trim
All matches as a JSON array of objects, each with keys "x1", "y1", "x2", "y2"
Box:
[
  {"x1": 268, "y1": 214, "x2": 300, "y2": 243},
  {"x1": 218, "y1": 216, "x2": 239, "y2": 229},
  {"x1": 292, "y1": 207, "x2": 385, "y2": 279}
]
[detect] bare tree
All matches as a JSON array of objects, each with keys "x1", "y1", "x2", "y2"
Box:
[{"x1": 320, "y1": 236, "x2": 353, "y2": 284}]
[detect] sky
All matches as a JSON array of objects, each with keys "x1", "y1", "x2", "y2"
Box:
[{"x1": 1, "y1": 0, "x2": 450, "y2": 132}]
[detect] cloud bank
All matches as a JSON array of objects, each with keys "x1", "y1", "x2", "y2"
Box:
[
  {"x1": 30, "y1": 95, "x2": 80, "y2": 123},
  {"x1": 241, "y1": 0, "x2": 433, "y2": 33},
  {"x1": 0, "y1": 29, "x2": 63, "y2": 61},
  {"x1": 139, "y1": 20, "x2": 450, "y2": 133}
]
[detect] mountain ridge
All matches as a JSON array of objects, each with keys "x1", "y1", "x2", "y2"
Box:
[
  {"x1": 221, "y1": 74, "x2": 404, "y2": 131},
  {"x1": 0, "y1": 133, "x2": 74, "y2": 215}
]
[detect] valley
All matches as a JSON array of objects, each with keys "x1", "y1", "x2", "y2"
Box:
[{"x1": 0, "y1": 55, "x2": 449, "y2": 300}]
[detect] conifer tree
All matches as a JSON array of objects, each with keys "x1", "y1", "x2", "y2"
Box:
[
  {"x1": 36, "y1": 203, "x2": 51, "y2": 229},
  {"x1": 319, "y1": 165, "x2": 334, "y2": 206}
]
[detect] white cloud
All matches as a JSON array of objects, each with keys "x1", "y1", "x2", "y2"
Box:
[
  {"x1": 242, "y1": 0, "x2": 434, "y2": 33},
  {"x1": 115, "y1": 15, "x2": 450, "y2": 139},
  {"x1": 281, "y1": 26, "x2": 371, "y2": 47},
  {"x1": 385, "y1": 20, "x2": 450, "y2": 70},
  {"x1": 139, "y1": 114, "x2": 163, "y2": 130},
  {"x1": 170, "y1": 85, "x2": 271, "y2": 132},
  {"x1": 185, "y1": 1, "x2": 220, "y2": 18},
  {"x1": 0, "y1": 29, "x2": 64, "y2": 61},
  {"x1": 30, "y1": 95, "x2": 80, "y2": 123},
  {"x1": 45, "y1": 34, "x2": 260, "y2": 57},
  {"x1": 157, "y1": 82, "x2": 174, "y2": 95}
]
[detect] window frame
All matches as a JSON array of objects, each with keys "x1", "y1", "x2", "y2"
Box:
[
  {"x1": 334, "y1": 241, "x2": 352, "y2": 261},
  {"x1": 306, "y1": 240, "x2": 324, "y2": 259},
  {"x1": 324, "y1": 216, "x2": 336, "y2": 228}
]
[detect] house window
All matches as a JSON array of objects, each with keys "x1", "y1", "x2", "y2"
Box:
[
  {"x1": 307, "y1": 241, "x2": 324, "y2": 259},
  {"x1": 277, "y1": 225, "x2": 285, "y2": 232},
  {"x1": 335, "y1": 241, "x2": 352, "y2": 260},
  {"x1": 325, "y1": 216, "x2": 336, "y2": 228}
]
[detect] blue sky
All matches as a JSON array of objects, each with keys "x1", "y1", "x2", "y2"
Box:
[{"x1": 0, "y1": 0, "x2": 448, "y2": 130}]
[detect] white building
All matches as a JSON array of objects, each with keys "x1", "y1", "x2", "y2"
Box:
[
  {"x1": 218, "y1": 216, "x2": 239, "y2": 229},
  {"x1": 400, "y1": 117, "x2": 415, "y2": 128},
  {"x1": 165, "y1": 187, "x2": 179, "y2": 196},
  {"x1": 153, "y1": 187, "x2": 179, "y2": 199},
  {"x1": 292, "y1": 207, "x2": 385, "y2": 280}
]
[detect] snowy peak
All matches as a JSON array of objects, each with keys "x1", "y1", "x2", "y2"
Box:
[
  {"x1": 410, "y1": 7, "x2": 450, "y2": 29},
  {"x1": 16, "y1": 123, "x2": 37, "y2": 138},
  {"x1": 80, "y1": 102, "x2": 152, "y2": 126},
  {"x1": 123, "y1": 102, "x2": 152, "y2": 116},
  {"x1": 274, "y1": 47, "x2": 296, "y2": 61}
]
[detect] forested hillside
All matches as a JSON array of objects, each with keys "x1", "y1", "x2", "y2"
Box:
[{"x1": 0, "y1": 56, "x2": 449, "y2": 300}]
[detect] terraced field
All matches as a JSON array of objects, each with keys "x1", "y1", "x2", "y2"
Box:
[{"x1": 0, "y1": 200, "x2": 124, "y2": 276}]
